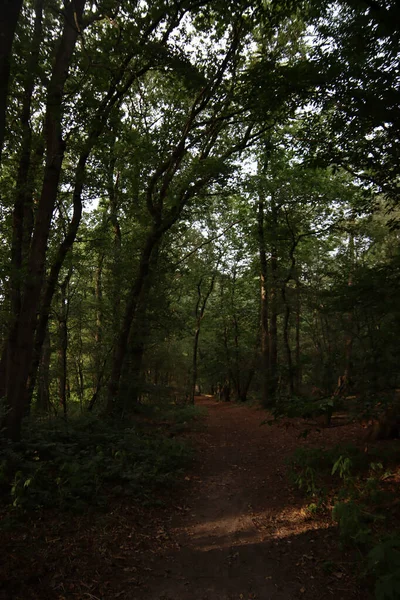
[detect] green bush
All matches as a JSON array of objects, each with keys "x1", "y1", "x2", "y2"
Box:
[
  {"x1": 288, "y1": 444, "x2": 400, "y2": 599},
  {"x1": 332, "y1": 500, "x2": 372, "y2": 545},
  {"x1": 368, "y1": 536, "x2": 400, "y2": 600},
  {"x1": 0, "y1": 414, "x2": 194, "y2": 513}
]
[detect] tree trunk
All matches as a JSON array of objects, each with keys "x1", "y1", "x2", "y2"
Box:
[
  {"x1": 0, "y1": 0, "x2": 23, "y2": 163},
  {"x1": 106, "y1": 229, "x2": 162, "y2": 412},
  {"x1": 37, "y1": 326, "x2": 51, "y2": 413},
  {"x1": 9, "y1": 0, "x2": 44, "y2": 319},
  {"x1": 57, "y1": 269, "x2": 72, "y2": 418},
  {"x1": 269, "y1": 195, "x2": 278, "y2": 397},
  {"x1": 22, "y1": 30, "x2": 140, "y2": 413},
  {"x1": 93, "y1": 253, "x2": 104, "y2": 394},
  {"x1": 295, "y1": 276, "x2": 302, "y2": 395},
  {"x1": 257, "y1": 191, "x2": 271, "y2": 406},
  {"x1": 0, "y1": 0, "x2": 44, "y2": 401},
  {"x1": 191, "y1": 273, "x2": 216, "y2": 404},
  {"x1": 128, "y1": 338, "x2": 146, "y2": 406},
  {"x1": 281, "y1": 217, "x2": 299, "y2": 397},
  {"x1": 335, "y1": 231, "x2": 355, "y2": 396},
  {"x1": 282, "y1": 284, "x2": 294, "y2": 395},
  {"x1": 3, "y1": 0, "x2": 86, "y2": 440},
  {"x1": 191, "y1": 328, "x2": 201, "y2": 404}
]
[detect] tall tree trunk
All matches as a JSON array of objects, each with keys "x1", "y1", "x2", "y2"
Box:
[
  {"x1": 257, "y1": 191, "x2": 271, "y2": 406},
  {"x1": 336, "y1": 231, "x2": 355, "y2": 396},
  {"x1": 3, "y1": 0, "x2": 86, "y2": 440},
  {"x1": 191, "y1": 273, "x2": 216, "y2": 403},
  {"x1": 282, "y1": 284, "x2": 294, "y2": 395},
  {"x1": 57, "y1": 269, "x2": 72, "y2": 418},
  {"x1": 9, "y1": 0, "x2": 43, "y2": 318},
  {"x1": 37, "y1": 326, "x2": 51, "y2": 413},
  {"x1": 281, "y1": 215, "x2": 299, "y2": 396},
  {"x1": 123, "y1": 298, "x2": 151, "y2": 409},
  {"x1": 128, "y1": 338, "x2": 145, "y2": 405},
  {"x1": 22, "y1": 28, "x2": 146, "y2": 413},
  {"x1": 93, "y1": 253, "x2": 104, "y2": 394},
  {"x1": 295, "y1": 276, "x2": 302, "y2": 395},
  {"x1": 0, "y1": 0, "x2": 23, "y2": 163},
  {"x1": 269, "y1": 195, "x2": 278, "y2": 397},
  {"x1": 0, "y1": 0, "x2": 44, "y2": 401},
  {"x1": 106, "y1": 229, "x2": 162, "y2": 412},
  {"x1": 109, "y1": 154, "x2": 122, "y2": 336},
  {"x1": 232, "y1": 312, "x2": 243, "y2": 401}
]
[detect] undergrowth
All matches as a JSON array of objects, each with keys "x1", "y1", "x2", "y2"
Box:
[
  {"x1": 288, "y1": 443, "x2": 400, "y2": 599},
  {"x1": 0, "y1": 404, "x2": 204, "y2": 515}
]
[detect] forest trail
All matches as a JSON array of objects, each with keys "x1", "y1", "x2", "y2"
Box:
[
  {"x1": 136, "y1": 397, "x2": 367, "y2": 600},
  {"x1": 1, "y1": 397, "x2": 371, "y2": 600}
]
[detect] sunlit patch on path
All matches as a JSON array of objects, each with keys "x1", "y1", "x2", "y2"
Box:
[{"x1": 135, "y1": 397, "x2": 368, "y2": 600}]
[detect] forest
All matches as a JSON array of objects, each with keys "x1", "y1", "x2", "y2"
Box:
[{"x1": 0, "y1": 1, "x2": 399, "y2": 599}]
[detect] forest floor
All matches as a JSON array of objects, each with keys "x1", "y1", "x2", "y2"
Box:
[{"x1": 1, "y1": 396, "x2": 372, "y2": 600}]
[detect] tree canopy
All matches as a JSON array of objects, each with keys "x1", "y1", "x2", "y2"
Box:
[{"x1": 0, "y1": 0, "x2": 398, "y2": 442}]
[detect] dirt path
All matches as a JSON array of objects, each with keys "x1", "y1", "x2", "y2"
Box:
[
  {"x1": 135, "y1": 397, "x2": 368, "y2": 600},
  {"x1": 1, "y1": 397, "x2": 371, "y2": 600}
]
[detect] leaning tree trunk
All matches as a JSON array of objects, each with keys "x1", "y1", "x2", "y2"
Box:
[
  {"x1": 122, "y1": 253, "x2": 159, "y2": 410},
  {"x1": 106, "y1": 229, "x2": 162, "y2": 413}
]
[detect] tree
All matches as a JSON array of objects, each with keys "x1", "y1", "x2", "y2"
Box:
[
  {"x1": 0, "y1": 0, "x2": 23, "y2": 162},
  {"x1": 303, "y1": 0, "x2": 400, "y2": 205}
]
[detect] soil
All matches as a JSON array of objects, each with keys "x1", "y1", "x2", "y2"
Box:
[{"x1": 1, "y1": 396, "x2": 373, "y2": 600}]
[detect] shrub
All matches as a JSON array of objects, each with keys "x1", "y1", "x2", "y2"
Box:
[
  {"x1": 368, "y1": 536, "x2": 400, "y2": 600},
  {"x1": 0, "y1": 413, "x2": 194, "y2": 513}
]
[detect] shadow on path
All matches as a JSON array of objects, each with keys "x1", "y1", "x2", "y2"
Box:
[{"x1": 135, "y1": 397, "x2": 369, "y2": 600}]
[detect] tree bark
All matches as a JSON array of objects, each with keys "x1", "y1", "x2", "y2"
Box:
[
  {"x1": 295, "y1": 276, "x2": 302, "y2": 394},
  {"x1": 257, "y1": 191, "x2": 271, "y2": 406},
  {"x1": 23, "y1": 32, "x2": 147, "y2": 412},
  {"x1": 282, "y1": 283, "x2": 294, "y2": 395},
  {"x1": 335, "y1": 230, "x2": 355, "y2": 396},
  {"x1": 93, "y1": 253, "x2": 104, "y2": 395},
  {"x1": 3, "y1": 0, "x2": 86, "y2": 441},
  {"x1": 9, "y1": 0, "x2": 44, "y2": 318},
  {"x1": 106, "y1": 229, "x2": 162, "y2": 413},
  {"x1": 191, "y1": 273, "x2": 216, "y2": 403},
  {"x1": 0, "y1": 0, "x2": 44, "y2": 401},
  {"x1": 57, "y1": 270, "x2": 71, "y2": 418},
  {"x1": 281, "y1": 213, "x2": 300, "y2": 396},
  {"x1": 0, "y1": 0, "x2": 23, "y2": 163},
  {"x1": 37, "y1": 326, "x2": 51, "y2": 413},
  {"x1": 269, "y1": 195, "x2": 278, "y2": 397}
]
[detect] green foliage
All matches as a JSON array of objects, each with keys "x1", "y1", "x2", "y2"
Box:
[
  {"x1": 271, "y1": 392, "x2": 340, "y2": 424},
  {"x1": 289, "y1": 443, "x2": 400, "y2": 598},
  {"x1": 332, "y1": 500, "x2": 372, "y2": 546},
  {"x1": 0, "y1": 414, "x2": 194, "y2": 513},
  {"x1": 331, "y1": 455, "x2": 353, "y2": 480},
  {"x1": 368, "y1": 536, "x2": 400, "y2": 600}
]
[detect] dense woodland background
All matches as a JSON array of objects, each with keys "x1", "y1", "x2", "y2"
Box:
[
  {"x1": 0, "y1": 1, "x2": 400, "y2": 598},
  {"x1": 1, "y1": 0, "x2": 399, "y2": 439}
]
